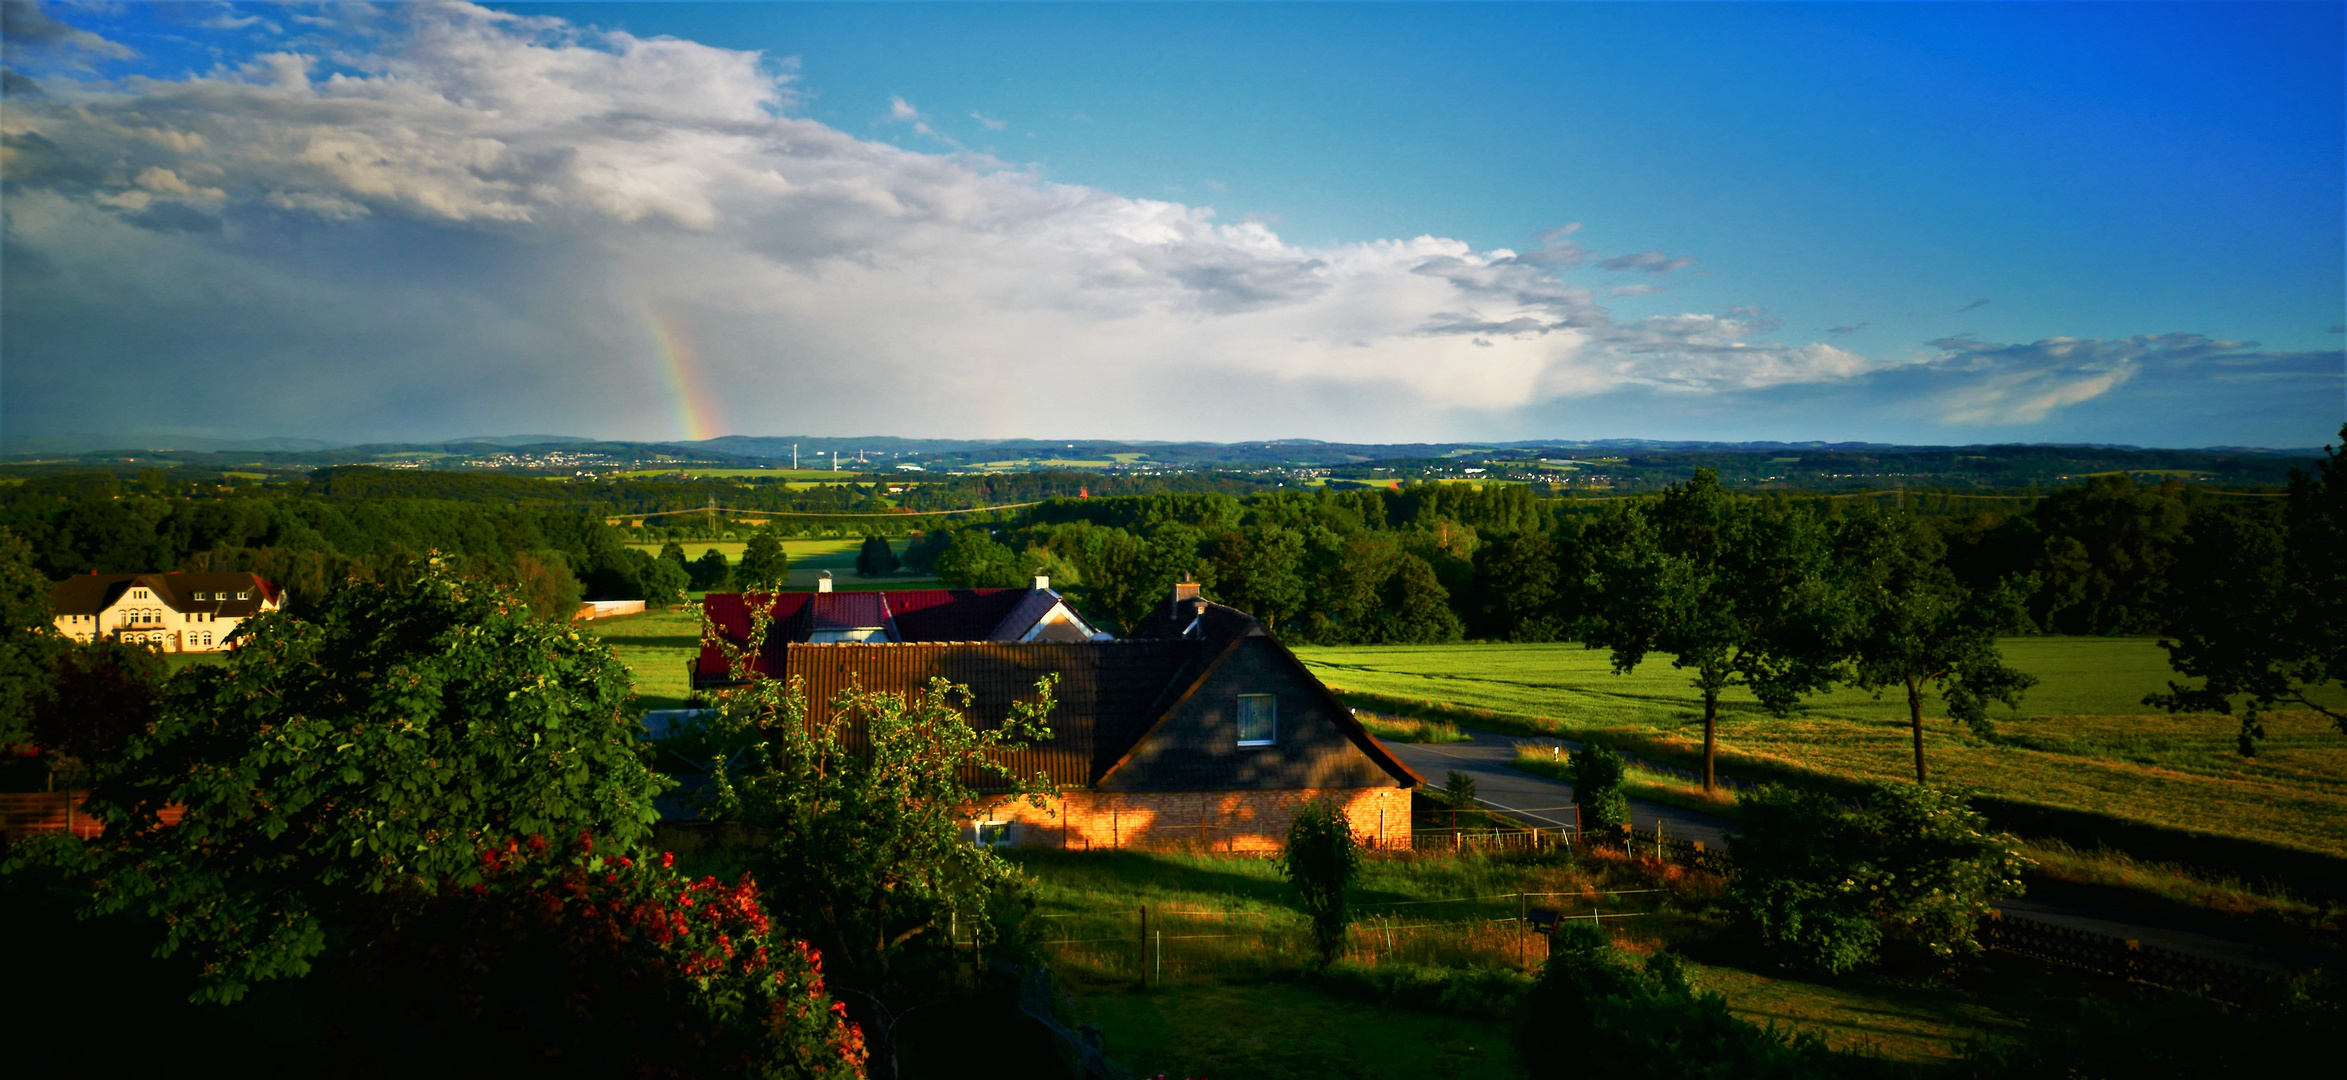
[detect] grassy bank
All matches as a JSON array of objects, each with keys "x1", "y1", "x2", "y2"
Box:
[{"x1": 1294, "y1": 639, "x2": 2347, "y2": 861}]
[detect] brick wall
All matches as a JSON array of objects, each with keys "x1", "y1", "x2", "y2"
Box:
[{"x1": 967, "y1": 785, "x2": 1411, "y2": 853}]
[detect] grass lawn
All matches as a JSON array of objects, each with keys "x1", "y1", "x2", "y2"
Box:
[
  {"x1": 1294, "y1": 639, "x2": 2347, "y2": 860},
  {"x1": 1007, "y1": 848, "x2": 2043, "y2": 1069},
  {"x1": 584, "y1": 606, "x2": 703, "y2": 710},
  {"x1": 1067, "y1": 981, "x2": 1521, "y2": 1080}
]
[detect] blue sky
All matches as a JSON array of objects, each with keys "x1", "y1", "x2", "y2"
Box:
[{"x1": 3, "y1": 1, "x2": 2340, "y2": 448}]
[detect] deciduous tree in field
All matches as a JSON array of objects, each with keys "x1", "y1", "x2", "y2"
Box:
[
  {"x1": 2150, "y1": 423, "x2": 2347, "y2": 754},
  {"x1": 28, "y1": 640, "x2": 167, "y2": 782},
  {"x1": 740, "y1": 529, "x2": 792, "y2": 587},
  {"x1": 1282, "y1": 798, "x2": 1363, "y2": 965},
  {"x1": 1841, "y1": 510, "x2": 2037, "y2": 783},
  {"x1": 854, "y1": 533, "x2": 900, "y2": 576},
  {"x1": 23, "y1": 565, "x2": 671, "y2": 1004},
  {"x1": 1583, "y1": 471, "x2": 1846, "y2": 792}
]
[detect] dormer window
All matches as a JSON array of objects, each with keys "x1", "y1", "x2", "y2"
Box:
[
  {"x1": 236, "y1": 590, "x2": 252, "y2": 600},
  {"x1": 1236, "y1": 694, "x2": 1277, "y2": 746}
]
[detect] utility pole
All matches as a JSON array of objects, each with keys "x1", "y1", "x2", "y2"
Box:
[
  {"x1": 705, "y1": 495, "x2": 716, "y2": 536},
  {"x1": 792, "y1": 443, "x2": 798, "y2": 470}
]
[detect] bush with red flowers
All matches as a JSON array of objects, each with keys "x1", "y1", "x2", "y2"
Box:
[{"x1": 338, "y1": 831, "x2": 866, "y2": 1080}]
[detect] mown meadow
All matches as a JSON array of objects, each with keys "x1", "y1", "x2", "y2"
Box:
[{"x1": 1292, "y1": 638, "x2": 2347, "y2": 861}]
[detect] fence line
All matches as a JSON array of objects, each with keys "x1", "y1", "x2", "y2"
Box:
[{"x1": 1980, "y1": 910, "x2": 2281, "y2": 1004}]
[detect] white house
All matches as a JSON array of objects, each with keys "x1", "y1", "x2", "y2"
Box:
[{"x1": 49, "y1": 572, "x2": 283, "y2": 653}]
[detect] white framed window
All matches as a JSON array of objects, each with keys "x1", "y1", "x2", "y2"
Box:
[
  {"x1": 237, "y1": 590, "x2": 252, "y2": 600},
  {"x1": 1236, "y1": 694, "x2": 1277, "y2": 746},
  {"x1": 974, "y1": 821, "x2": 1013, "y2": 847}
]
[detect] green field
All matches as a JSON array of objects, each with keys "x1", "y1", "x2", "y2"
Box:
[
  {"x1": 625, "y1": 537, "x2": 940, "y2": 589},
  {"x1": 587, "y1": 606, "x2": 703, "y2": 709},
  {"x1": 1293, "y1": 639, "x2": 2347, "y2": 859}
]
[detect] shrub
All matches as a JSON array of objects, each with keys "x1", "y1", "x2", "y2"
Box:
[
  {"x1": 1311, "y1": 959, "x2": 1531, "y2": 1017},
  {"x1": 1517, "y1": 924, "x2": 1852, "y2": 1080},
  {"x1": 1728, "y1": 783, "x2": 2028, "y2": 974},
  {"x1": 1568, "y1": 740, "x2": 1631, "y2": 838},
  {"x1": 1282, "y1": 799, "x2": 1363, "y2": 965},
  {"x1": 340, "y1": 833, "x2": 867, "y2": 1080},
  {"x1": 1440, "y1": 769, "x2": 1480, "y2": 811}
]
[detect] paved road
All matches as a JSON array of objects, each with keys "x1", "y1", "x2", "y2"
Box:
[
  {"x1": 1376, "y1": 721, "x2": 2299, "y2": 971},
  {"x1": 1375, "y1": 722, "x2": 1735, "y2": 849}
]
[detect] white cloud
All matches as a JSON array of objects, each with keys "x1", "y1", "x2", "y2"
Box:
[
  {"x1": 970, "y1": 110, "x2": 1006, "y2": 131},
  {"x1": 2, "y1": 1, "x2": 1917, "y2": 441}
]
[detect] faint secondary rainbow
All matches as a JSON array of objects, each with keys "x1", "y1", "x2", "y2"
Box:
[{"x1": 648, "y1": 308, "x2": 723, "y2": 442}]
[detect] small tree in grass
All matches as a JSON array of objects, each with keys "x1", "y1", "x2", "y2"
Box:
[
  {"x1": 1566, "y1": 741, "x2": 1630, "y2": 841},
  {"x1": 740, "y1": 530, "x2": 791, "y2": 587},
  {"x1": 1728, "y1": 783, "x2": 2029, "y2": 974},
  {"x1": 1282, "y1": 799, "x2": 1363, "y2": 965},
  {"x1": 1439, "y1": 769, "x2": 1479, "y2": 812},
  {"x1": 855, "y1": 534, "x2": 900, "y2": 576}
]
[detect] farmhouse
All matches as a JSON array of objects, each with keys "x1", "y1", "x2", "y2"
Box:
[
  {"x1": 693, "y1": 578, "x2": 1421, "y2": 850},
  {"x1": 49, "y1": 571, "x2": 282, "y2": 653}
]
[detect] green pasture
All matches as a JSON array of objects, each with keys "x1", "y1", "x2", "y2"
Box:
[
  {"x1": 1294, "y1": 639, "x2": 2347, "y2": 859},
  {"x1": 624, "y1": 537, "x2": 939, "y2": 589},
  {"x1": 1068, "y1": 982, "x2": 1518, "y2": 1080}
]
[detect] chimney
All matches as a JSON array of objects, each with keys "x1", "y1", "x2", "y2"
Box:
[
  {"x1": 818, "y1": 571, "x2": 834, "y2": 593},
  {"x1": 1171, "y1": 578, "x2": 1201, "y2": 604},
  {"x1": 1034, "y1": 574, "x2": 1050, "y2": 591}
]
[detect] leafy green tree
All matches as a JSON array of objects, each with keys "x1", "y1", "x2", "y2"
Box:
[
  {"x1": 898, "y1": 530, "x2": 952, "y2": 575},
  {"x1": 0, "y1": 527, "x2": 66, "y2": 748},
  {"x1": 854, "y1": 534, "x2": 900, "y2": 576},
  {"x1": 2150, "y1": 424, "x2": 2347, "y2": 753},
  {"x1": 705, "y1": 605, "x2": 1057, "y2": 1072},
  {"x1": 739, "y1": 530, "x2": 792, "y2": 587},
  {"x1": 1842, "y1": 511, "x2": 2037, "y2": 782},
  {"x1": 1281, "y1": 799, "x2": 1363, "y2": 965},
  {"x1": 690, "y1": 547, "x2": 733, "y2": 590},
  {"x1": 1566, "y1": 741, "x2": 1630, "y2": 839},
  {"x1": 498, "y1": 549, "x2": 585, "y2": 620},
  {"x1": 1584, "y1": 472, "x2": 1847, "y2": 791},
  {"x1": 636, "y1": 548, "x2": 691, "y2": 608},
  {"x1": 1728, "y1": 784, "x2": 2028, "y2": 974},
  {"x1": 1300, "y1": 531, "x2": 1463, "y2": 644},
  {"x1": 2030, "y1": 474, "x2": 2188, "y2": 634},
  {"x1": 28, "y1": 565, "x2": 670, "y2": 1003},
  {"x1": 28, "y1": 640, "x2": 166, "y2": 782},
  {"x1": 932, "y1": 530, "x2": 1024, "y2": 588},
  {"x1": 1201, "y1": 524, "x2": 1309, "y2": 632},
  {"x1": 658, "y1": 539, "x2": 689, "y2": 572}
]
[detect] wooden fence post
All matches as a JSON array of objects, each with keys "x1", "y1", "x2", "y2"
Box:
[{"x1": 1138, "y1": 905, "x2": 1150, "y2": 989}]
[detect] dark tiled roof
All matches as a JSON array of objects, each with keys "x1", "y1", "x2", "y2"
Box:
[
  {"x1": 809, "y1": 591, "x2": 892, "y2": 632},
  {"x1": 780, "y1": 641, "x2": 1199, "y2": 787},
  {"x1": 48, "y1": 572, "x2": 279, "y2": 617},
  {"x1": 883, "y1": 589, "x2": 1031, "y2": 641},
  {"x1": 984, "y1": 588, "x2": 1088, "y2": 641}
]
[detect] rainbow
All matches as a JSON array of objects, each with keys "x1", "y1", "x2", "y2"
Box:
[{"x1": 648, "y1": 307, "x2": 724, "y2": 442}]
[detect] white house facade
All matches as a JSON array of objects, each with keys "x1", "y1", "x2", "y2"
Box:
[{"x1": 49, "y1": 572, "x2": 283, "y2": 653}]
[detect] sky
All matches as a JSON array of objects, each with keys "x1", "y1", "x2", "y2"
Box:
[{"x1": 2, "y1": 1, "x2": 2340, "y2": 449}]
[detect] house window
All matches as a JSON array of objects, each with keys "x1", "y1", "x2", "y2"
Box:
[
  {"x1": 975, "y1": 821, "x2": 1013, "y2": 847},
  {"x1": 1236, "y1": 694, "x2": 1277, "y2": 746},
  {"x1": 236, "y1": 590, "x2": 252, "y2": 600}
]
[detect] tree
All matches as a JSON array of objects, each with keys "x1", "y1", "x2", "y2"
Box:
[
  {"x1": 2150, "y1": 424, "x2": 2347, "y2": 754},
  {"x1": 1728, "y1": 784, "x2": 2028, "y2": 974},
  {"x1": 1201, "y1": 524, "x2": 1308, "y2": 633},
  {"x1": 658, "y1": 539, "x2": 689, "y2": 573},
  {"x1": 1518, "y1": 924, "x2": 1834, "y2": 1080},
  {"x1": 855, "y1": 534, "x2": 900, "y2": 576},
  {"x1": 705, "y1": 604, "x2": 1057, "y2": 1075},
  {"x1": 690, "y1": 547, "x2": 733, "y2": 590},
  {"x1": 1438, "y1": 769, "x2": 1479, "y2": 812},
  {"x1": 0, "y1": 527, "x2": 66, "y2": 748},
  {"x1": 1566, "y1": 740, "x2": 1630, "y2": 839},
  {"x1": 1584, "y1": 472, "x2": 1846, "y2": 791},
  {"x1": 32, "y1": 564, "x2": 671, "y2": 1003},
  {"x1": 1281, "y1": 799, "x2": 1362, "y2": 965},
  {"x1": 1842, "y1": 511, "x2": 2037, "y2": 782},
  {"x1": 2030, "y1": 474, "x2": 2188, "y2": 634},
  {"x1": 28, "y1": 640, "x2": 166, "y2": 782},
  {"x1": 740, "y1": 530, "x2": 792, "y2": 587},
  {"x1": 932, "y1": 530, "x2": 1023, "y2": 588}
]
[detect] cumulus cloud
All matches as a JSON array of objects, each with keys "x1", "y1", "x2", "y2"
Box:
[{"x1": 8, "y1": 1, "x2": 2282, "y2": 445}]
